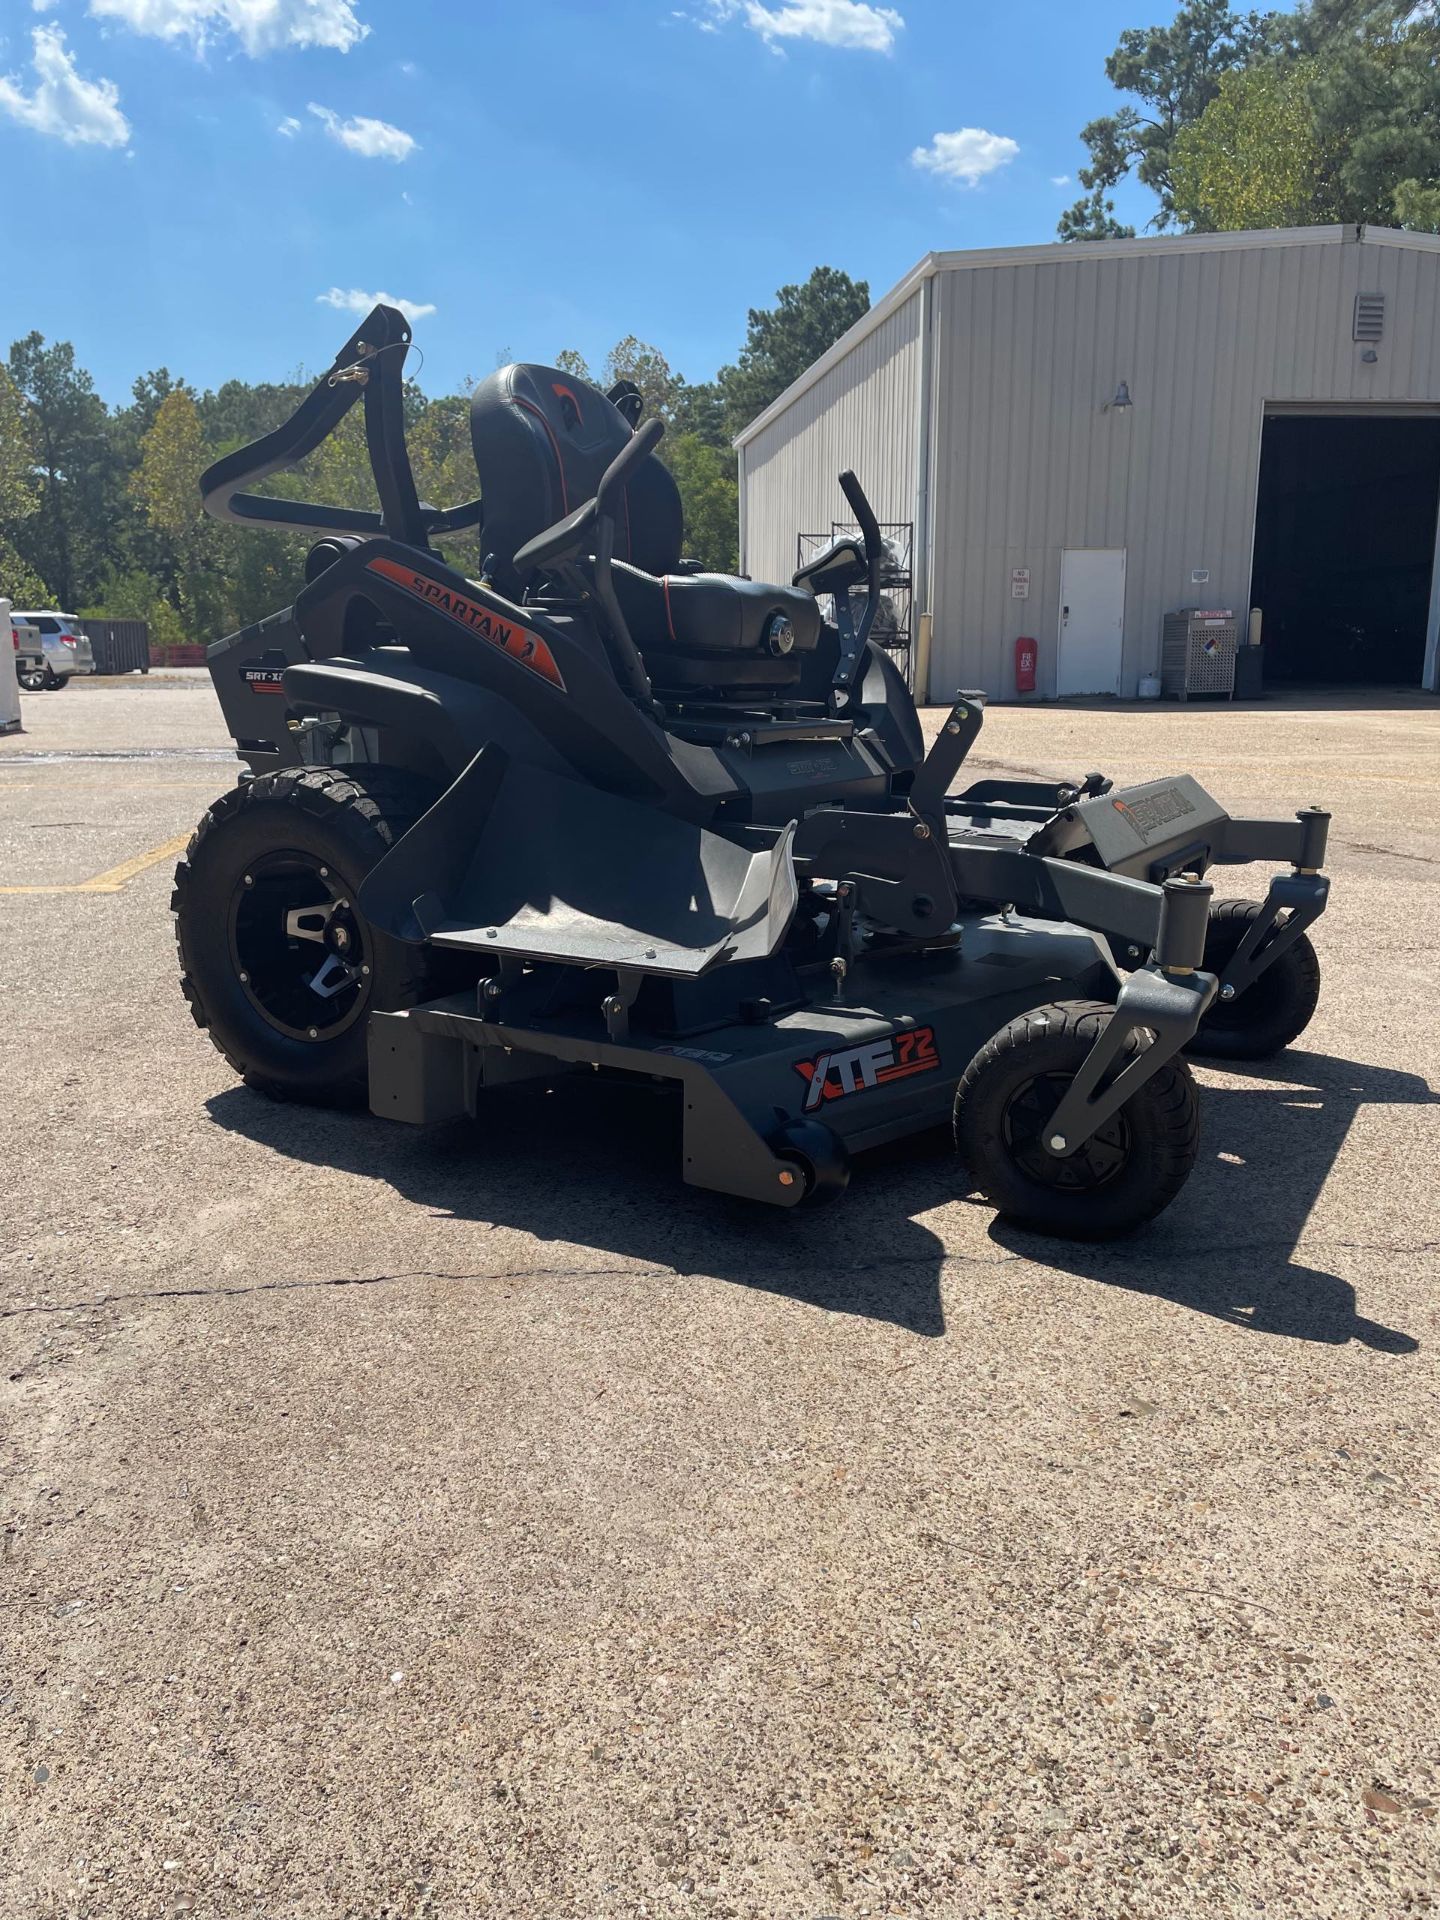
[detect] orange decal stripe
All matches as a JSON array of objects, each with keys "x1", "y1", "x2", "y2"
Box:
[{"x1": 875, "y1": 1059, "x2": 940, "y2": 1087}]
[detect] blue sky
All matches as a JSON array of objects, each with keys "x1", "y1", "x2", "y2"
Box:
[{"x1": 1, "y1": 0, "x2": 1159, "y2": 404}]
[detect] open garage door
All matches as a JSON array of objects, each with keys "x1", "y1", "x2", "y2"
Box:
[{"x1": 1250, "y1": 410, "x2": 1440, "y2": 689}]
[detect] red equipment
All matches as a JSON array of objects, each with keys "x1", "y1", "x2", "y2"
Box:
[{"x1": 1015, "y1": 636, "x2": 1037, "y2": 694}]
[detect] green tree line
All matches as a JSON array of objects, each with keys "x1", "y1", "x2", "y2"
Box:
[
  {"x1": 0, "y1": 266, "x2": 868, "y2": 638},
  {"x1": 1061, "y1": 0, "x2": 1440, "y2": 239}
]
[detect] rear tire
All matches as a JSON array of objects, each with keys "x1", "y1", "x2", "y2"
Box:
[
  {"x1": 43, "y1": 668, "x2": 67, "y2": 690},
  {"x1": 173, "y1": 766, "x2": 451, "y2": 1106},
  {"x1": 955, "y1": 999, "x2": 1200, "y2": 1239},
  {"x1": 17, "y1": 666, "x2": 46, "y2": 692},
  {"x1": 1186, "y1": 897, "x2": 1320, "y2": 1060}
]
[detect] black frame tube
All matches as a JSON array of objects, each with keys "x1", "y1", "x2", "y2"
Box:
[
  {"x1": 199, "y1": 303, "x2": 481, "y2": 546},
  {"x1": 948, "y1": 841, "x2": 1171, "y2": 951},
  {"x1": 831, "y1": 469, "x2": 884, "y2": 697}
]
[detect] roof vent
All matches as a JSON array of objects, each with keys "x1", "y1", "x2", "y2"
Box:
[{"x1": 1354, "y1": 292, "x2": 1385, "y2": 342}]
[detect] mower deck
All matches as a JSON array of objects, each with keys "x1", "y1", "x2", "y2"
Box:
[{"x1": 369, "y1": 909, "x2": 1125, "y2": 1206}]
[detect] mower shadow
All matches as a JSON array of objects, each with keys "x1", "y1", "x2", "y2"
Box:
[
  {"x1": 205, "y1": 1075, "x2": 959, "y2": 1336},
  {"x1": 206, "y1": 1049, "x2": 1430, "y2": 1350},
  {"x1": 990, "y1": 1049, "x2": 1432, "y2": 1351}
]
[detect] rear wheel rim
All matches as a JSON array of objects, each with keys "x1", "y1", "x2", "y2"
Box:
[
  {"x1": 228, "y1": 850, "x2": 370, "y2": 1042},
  {"x1": 1001, "y1": 1071, "x2": 1132, "y2": 1191}
]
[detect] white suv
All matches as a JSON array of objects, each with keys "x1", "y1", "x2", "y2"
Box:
[{"x1": 13, "y1": 611, "x2": 95, "y2": 690}]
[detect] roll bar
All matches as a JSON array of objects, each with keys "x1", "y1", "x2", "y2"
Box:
[{"x1": 198, "y1": 303, "x2": 482, "y2": 548}]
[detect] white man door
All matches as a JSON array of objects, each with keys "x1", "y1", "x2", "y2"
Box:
[{"x1": 1057, "y1": 549, "x2": 1126, "y2": 696}]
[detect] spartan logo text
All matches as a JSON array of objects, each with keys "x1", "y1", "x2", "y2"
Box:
[{"x1": 366, "y1": 555, "x2": 567, "y2": 691}]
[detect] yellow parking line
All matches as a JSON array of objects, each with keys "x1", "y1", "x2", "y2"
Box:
[{"x1": 0, "y1": 832, "x2": 190, "y2": 897}]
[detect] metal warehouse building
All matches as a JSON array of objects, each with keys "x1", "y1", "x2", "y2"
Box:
[{"x1": 736, "y1": 225, "x2": 1440, "y2": 699}]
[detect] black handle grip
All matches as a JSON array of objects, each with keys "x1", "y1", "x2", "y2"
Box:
[
  {"x1": 831, "y1": 470, "x2": 884, "y2": 703},
  {"x1": 838, "y1": 468, "x2": 882, "y2": 555}
]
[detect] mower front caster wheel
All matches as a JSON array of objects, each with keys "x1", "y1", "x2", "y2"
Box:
[
  {"x1": 955, "y1": 999, "x2": 1200, "y2": 1239},
  {"x1": 1185, "y1": 897, "x2": 1321, "y2": 1061}
]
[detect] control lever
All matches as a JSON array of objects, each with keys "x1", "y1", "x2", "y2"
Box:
[
  {"x1": 591, "y1": 419, "x2": 665, "y2": 710},
  {"x1": 509, "y1": 417, "x2": 665, "y2": 712},
  {"x1": 830, "y1": 468, "x2": 885, "y2": 702},
  {"x1": 512, "y1": 416, "x2": 663, "y2": 576}
]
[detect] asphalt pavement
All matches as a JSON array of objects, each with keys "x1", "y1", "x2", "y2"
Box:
[{"x1": 3, "y1": 677, "x2": 1438, "y2": 1918}]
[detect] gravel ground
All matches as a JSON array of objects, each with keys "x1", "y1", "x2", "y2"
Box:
[{"x1": 2, "y1": 679, "x2": 1437, "y2": 1920}]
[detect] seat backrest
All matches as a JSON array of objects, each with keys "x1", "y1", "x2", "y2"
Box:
[{"x1": 470, "y1": 364, "x2": 683, "y2": 595}]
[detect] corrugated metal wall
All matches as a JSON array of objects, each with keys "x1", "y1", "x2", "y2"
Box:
[
  {"x1": 927, "y1": 229, "x2": 1440, "y2": 697},
  {"x1": 740, "y1": 290, "x2": 923, "y2": 585}
]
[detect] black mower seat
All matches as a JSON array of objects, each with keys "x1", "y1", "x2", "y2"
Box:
[
  {"x1": 471, "y1": 363, "x2": 683, "y2": 595},
  {"x1": 472, "y1": 360, "x2": 822, "y2": 693},
  {"x1": 612, "y1": 563, "x2": 820, "y2": 691},
  {"x1": 612, "y1": 563, "x2": 820, "y2": 654}
]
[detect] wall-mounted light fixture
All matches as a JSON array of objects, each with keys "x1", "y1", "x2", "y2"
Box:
[{"x1": 1102, "y1": 380, "x2": 1133, "y2": 412}]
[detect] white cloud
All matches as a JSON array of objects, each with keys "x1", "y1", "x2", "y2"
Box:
[
  {"x1": 706, "y1": 0, "x2": 902, "y2": 53},
  {"x1": 309, "y1": 101, "x2": 415, "y2": 160},
  {"x1": 32, "y1": 0, "x2": 63, "y2": 12},
  {"x1": 277, "y1": 113, "x2": 301, "y2": 135},
  {"x1": 87, "y1": 0, "x2": 368, "y2": 57},
  {"x1": 911, "y1": 127, "x2": 1019, "y2": 187},
  {"x1": 1051, "y1": 172, "x2": 1071, "y2": 186},
  {"x1": 0, "y1": 25, "x2": 130, "y2": 147},
  {"x1": 318, "y1": 286, "x2": 435, "y2": 323}
]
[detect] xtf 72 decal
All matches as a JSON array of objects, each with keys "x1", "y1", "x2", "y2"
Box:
[
  {"x1": 794, "y1": 1026, "x2": 940, "y2": 1112},
  {"x1": 366, "y1": 556, "x2": 567, "y2": 691}
]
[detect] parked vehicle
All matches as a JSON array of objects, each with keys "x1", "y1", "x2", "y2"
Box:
[
  {"x1": 13, "y1": 611, "x2": 95, "y2": 690},
  {"x1": 12, "y1": 614, "x2": 45, "y2": 690}
]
